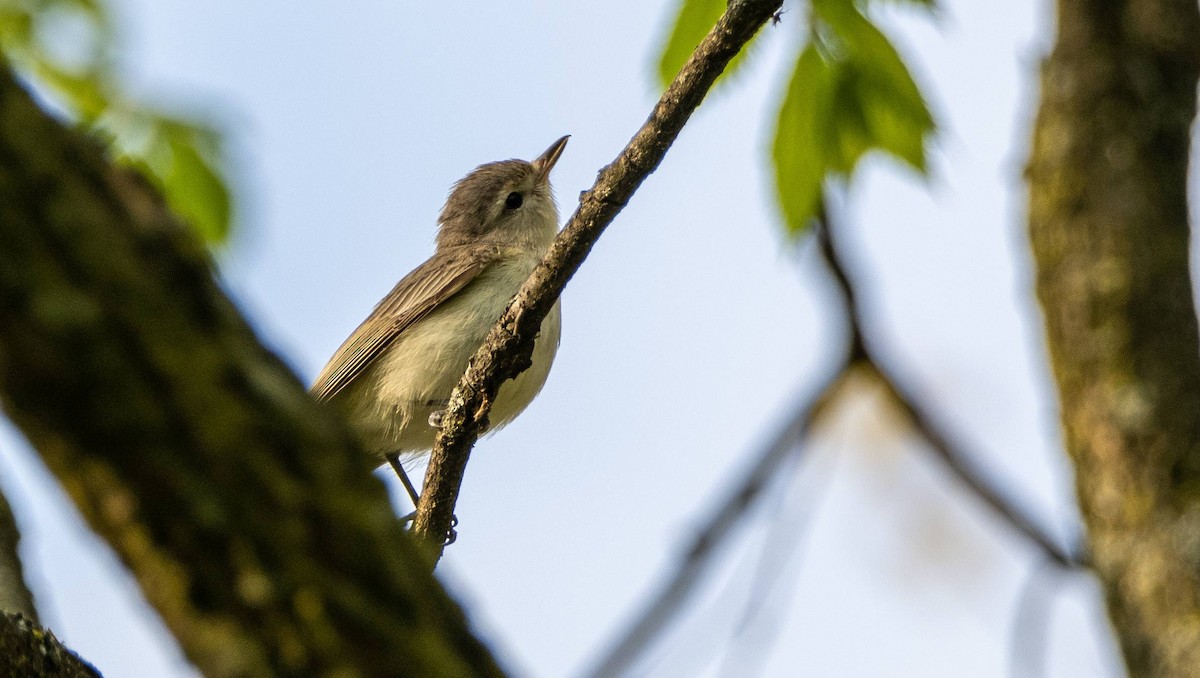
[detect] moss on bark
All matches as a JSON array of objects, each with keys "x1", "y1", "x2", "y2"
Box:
[{"x1": 1027, "y1": 1, "x2": 1200, "y2": 674}]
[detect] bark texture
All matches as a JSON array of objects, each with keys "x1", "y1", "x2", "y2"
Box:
[
  {"x1": 0, "y1": 487, "x2": 36, "y2": 621},
  {"x1": 0, "y1": 613, "x2": 99, "y2": 678},
  {"x1": 1026, "y1": 1, "x2": 1200, "y2": 675},
  {"x1": 0, "y1": 64, "x2": 504, "y2": 677}
]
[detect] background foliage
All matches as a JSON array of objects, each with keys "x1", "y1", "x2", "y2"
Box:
[{"x1": 0, "y1": 0, "x2": 233, "y2": 242}]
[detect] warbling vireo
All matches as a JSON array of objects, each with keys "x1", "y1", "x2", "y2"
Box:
[{"x1": 311, "y1": 136, "x2": 569, "y2": 504}]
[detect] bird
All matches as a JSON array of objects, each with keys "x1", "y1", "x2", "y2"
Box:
[{"x1": 311, "y1": 136, "x2": 569, "y2": 516}]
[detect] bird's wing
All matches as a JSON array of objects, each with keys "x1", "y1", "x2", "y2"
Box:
[{"x1": 310, "y1": 244, "x2": 498, "y2": 401}]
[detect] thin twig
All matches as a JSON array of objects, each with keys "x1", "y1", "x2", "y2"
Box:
[
  {"x1": 582, "y1": 368, "x2": 850, "y2": 678},
  {"x1": 874, "y1": 367, "x2": 1083, "y2": 567},
  {"x1": 411, "y1": 0, "x2": 785, "y2": 558},
  {"x1": 580, "y1": 196, "x2": 1088, "y2": 677},
  {"x1": 716, "y1": 439, "x2": 838, "y2": 678},
  {"x1": 814, "y1": 197, "x2": 1087, "y2": 570}
]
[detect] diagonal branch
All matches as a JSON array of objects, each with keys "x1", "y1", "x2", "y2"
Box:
[
  {"x1": 814, "y1": 199, "x2": 1086, "y2": 570},
  {"x1": 580, "y1": 198, "x2": 1087, "y2": 677},
  {"x1": 411, "y1": 0, "x2": 785, "y2": 557},
  {"x1": 871, "y1": 363, "x2": 1084, "y2": 568},
  {"x1": 583, "y1": 368, "x2": 850, "y2": 678}
]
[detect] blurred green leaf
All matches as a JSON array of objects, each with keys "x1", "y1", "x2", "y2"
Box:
[
  {"x1": 31, "y1": 62, "x2": 107, "y2": 119},
  {"x1": 0, "y1": 8, "x2": 34, "y2": 47},
  {"x1": 868, "y1": 0, "x2": 936, "y2": 8},
  {"x1": 818, "y1": 0, "x2": 934, "y2": 171},
  {"x1": 656, "y1": 0, "x2": 763, "y2": 89},
  {"x1": 155, "y1": 124, "x2": 232, "y2": 243},
  {"x1": 0, "y1": 0, "x2": 235, "y2": 244},
  {"x1": 773, "y1": 44, "x2": 834, "y2": 236},
  {"x1": 64, "y1": 0, "x2": 107, "y2": 19},
  {"x1": 772, "y1": 0, "x2": 934, "y2": 234}
]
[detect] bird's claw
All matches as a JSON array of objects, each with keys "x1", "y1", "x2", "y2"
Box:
[{"x1": 399, "y1": 511, "x2": 459, "y2": 546}]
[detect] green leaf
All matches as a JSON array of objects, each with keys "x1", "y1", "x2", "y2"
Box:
[
  {"x1": 655, "y1": 0, "x2": 761, "y2": 89},
  {"x1": 157, "y1": 125, "x2": 232, "y2": 243},
  {"x1": 0, "y1": 8, "x2": 35, "y2": 49},
  {"x1": 772, "y1": 44, "x2": 837, "y2": 235},
  {"x1": 772, "y1": 2, "x2": 935, "y2": 235},
  {"x1": 867, "y1": 0, "x2": 936, "y2": 9},
  {"x1": 32, "y1": 63, "x2": 110, "y2": 120},
  {"x1": 820, "y1": 4, "x2": 934, "y2": 172},
  {"x1": 60, "y1": 0, "x2": 108, "y2": 21},
  {"x1": 1, "y1": 0, "x2": 236, "y2": 245},
  {"x1": 833, "y1": 0, "x2": 939, "y2": 14}
]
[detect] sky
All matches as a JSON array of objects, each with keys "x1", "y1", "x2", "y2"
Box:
[{"x1": 0, "y1": 1, "x2": 1163, "y2": 676}]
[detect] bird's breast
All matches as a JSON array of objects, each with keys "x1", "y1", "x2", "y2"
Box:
[{"x1": 351, "y1": 253, "x2": 561, "y2": 456}]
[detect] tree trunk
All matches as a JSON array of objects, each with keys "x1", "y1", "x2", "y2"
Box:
[
  {"x1": 0, "y1": 488, "x2": 36, "y2": 622},
  {"x1": 0, "y1": 62, "x2": 504, "y2": 678},
  {"x1": 1026, "y1": 1, "x2": 1200, "y2": 675},
  {"x1": 0, "y1": 613, "x2": 99, "y2": 677}
]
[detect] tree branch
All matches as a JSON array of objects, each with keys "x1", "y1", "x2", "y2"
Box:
[
  {"x1": 412, "y1": 0, "x2": 785, "y2": 557},
  {"x1": 0, "y1": 613, "x2": 99, "y2": 678},
  {"x1": 0, "y1": 481, "x2": 36, "y2": 621},
  {"x1": 0, "y1": 62, "x2": 505, "y2": 677},
  {"x1": 580, "y1": 197, "x2": 1089, "y2": 676},
  {"x1": 815, "y1": 200, "x2": 1085, "y2": 570},
  {"x1": 583, "y1": 368, "x2": 850, "y2": 678},
  {"x1": 1026, "y1": 1, "x2": 1200, "y2": 673}
]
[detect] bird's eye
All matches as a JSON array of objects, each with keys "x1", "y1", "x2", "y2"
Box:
[{"x1": 505, "y1": 192, "x2": 524, "y2": 209}]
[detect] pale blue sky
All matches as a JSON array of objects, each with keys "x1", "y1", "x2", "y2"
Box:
[{"x1": 0, "y1": 1, "x2": 1146, "y2": 676}]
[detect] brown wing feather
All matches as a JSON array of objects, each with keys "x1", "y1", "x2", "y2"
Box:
[{"x1": 310, "y1": 244, "x2": 497, "y2": 401}]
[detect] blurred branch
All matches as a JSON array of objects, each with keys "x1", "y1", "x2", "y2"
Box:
[
  {"x1": 0, "y1": 613, "x2": 99, "y2": 678},
  {"x1": 815, "y1": 199, "x2": 1086, "y2": 570},
  {"x1": 0, "y1": 482, "x2": 36, "y2": 621},
  {"x1": 583, "y1": 196, "x2": 1088, "y2": 676},
  {"x1": 412, "y1": 0, "x2": 785, "y2": 558},
  {"x1": 1026, "y1": 0, "x2": 1200, "y2": 673},
  {"x1": 873, "y1": 363, "x2": 1083, "y2": 568},
  {"x1": 583, "y1": 368, "x2": 850, "y2": 678},
  {"x1": 717, "y1": 439, "x2": 837, "y2": 678}
]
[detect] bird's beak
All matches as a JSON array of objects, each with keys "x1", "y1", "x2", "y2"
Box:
[{"x1": 532, "y1": 135, "x2": 570, "y2": 184}]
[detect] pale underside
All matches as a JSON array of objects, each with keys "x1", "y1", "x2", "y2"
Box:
[{"x1": 313, "y1": 249, "x2": 561, "y2": 460}]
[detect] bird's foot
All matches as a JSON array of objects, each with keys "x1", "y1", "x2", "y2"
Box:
[{"x1": 399, "y1": 511, "x2": 458, "y2": 546}]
